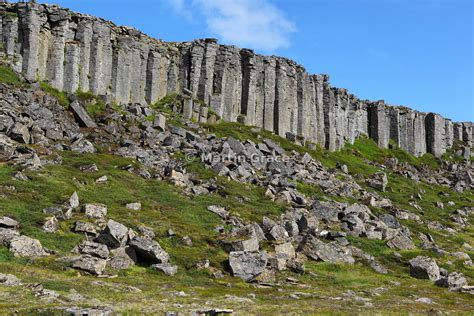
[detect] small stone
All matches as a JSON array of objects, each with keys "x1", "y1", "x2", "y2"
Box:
[
  {"x1": 182, "y1": 236, "x2": 193, "y2": 246},
  {"x1": 151, "y1": 263, "x2": 178, "y2": 276},
  {"x1": 125, "y1": 202, "x2": 141, "y2": 211},
  {"x1": 95, "y1": 175, "x2": 108, "y2": 184},
  {"x1": 42, "y1": 216, "x2": 59, "y2": 233},
  {"x1": 79, "y1": 164, "x2": 98, "y2": 173}
]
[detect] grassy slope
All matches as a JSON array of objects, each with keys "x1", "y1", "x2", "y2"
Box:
[{"x1": 0, "y1": 70, "x2": 472, "y2": 312}]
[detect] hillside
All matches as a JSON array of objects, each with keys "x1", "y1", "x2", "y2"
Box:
[{"x1": 0, "y1": 62, "x2": 473, "y2": 314}]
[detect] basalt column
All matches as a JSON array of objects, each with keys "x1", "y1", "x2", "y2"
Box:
[{"x1": 368, "y1": 101, "x2": 390, "y2": 149}]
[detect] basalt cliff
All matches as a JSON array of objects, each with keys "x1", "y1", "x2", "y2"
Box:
[{"x1": 1, "y1": 2, "x2": 472, "y2": 157}]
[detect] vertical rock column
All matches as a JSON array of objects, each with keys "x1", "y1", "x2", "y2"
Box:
[
  {"x1": 188, "y1": 42, "x2": 204, "y2": 98},
  {"x1": 63, "y1": 42, "x2": 80, "y2": 93},
  {"x1": 76, "y1": 19, "x2": 93, "y2": 92},
  {"x1": 262, "y1": 57, "x2": 276, "y2": 132},
  {"x1": 240, "y1": 49, "x2": 265, "y2": 127},
  {"x1": 425, "y1": 113, "x2": 447, "y2": 157},
  {"x1": 323, "y1": 82, "x2": 337, "y2": 151},
  {"x1": 111, "y1": 37, "x2": 132, "y2": 104},
  {"x1": 197, "y1": 39, "x2": 218, "y2": 105},
  {"x1": 2, "y1": 13, "x2": 21, "y2": 71},
  {"x1": 313, "y1": 75, "x2": 326, "y2": 147},
  {"x1": 18, "y1": 3, "x2": 43, "y2": 81},
  {"x1": 46, "y1": 10, "x2": 70, "y2": 90},
  {"x1": 89, "y1": 21, "x2": 112, "y2": 96},
  {"x1": 274, "y1": 59, "x2": 298, "y2": 138},
  {"x1": 368, "y1": 101, "x2": 390, "y2": 149}
]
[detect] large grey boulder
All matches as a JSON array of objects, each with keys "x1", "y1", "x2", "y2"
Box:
[
  {"x1": 367, "y1": 172, "x2": 388, "y2": 192},
  {"x1": 70, "y1": 101, "x2": 98, "y2": 128},
  {"x1": 9, "y1": 236, "x2": 49, "y2": 258},
  {"x1": 222, "y1": 237, "x2": 259, "y2": 252},
  {"x1": 95, "y1": 220, "x2": 129, "y2": 248},
  {"x1": 107, "y1": 246, "x2": 137, "y2": 270},
  {"x1": 0, "y1": 273, "x2": 21, "y2": 286},
  {"x1": 0, "y1": 216, "x2": 19, "y2": 229},
  {"x1": 9, "y1": 123, "x2": 30, "y2": 144},
  {"x1": 435, "y1": 272, "x2": 468, "y2": 291},
  {"x1": 409, "y1": 256, "x2": 440, "y2": 281},
  {"x1": 84, "y1": 204, "x2": 108, "y2": 219},
  {"x1": 228, "y1": 251, "x2": 268, "y2": 281},
  {"x1": 73, "y1": 241, "x2": 109, "y2": 259},
  {"x1": 299, "y1": 235, "x2": 354, "y2": 264},
  {"x1": 74, "y1": 221, "x2": 100, "y2": 236},
  {"x1": 71, "y1": 255, "x2": 107, "y2": 275},
  {"x1": 128, "y1": 236, "x2": 169, "y2": 264},
  {"x1": 387, "y1": 234, "x2": 415, "y2": 250},
  {"x1": 0, "y1": 228, "x2": 20, "y2": 246},
  {"x1": 0, "y1": 134, "x2": 16, "y2": 161}
]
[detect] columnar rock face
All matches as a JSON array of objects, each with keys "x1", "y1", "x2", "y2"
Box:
[{"x1": 0, "y1": 2, "x2": 471, "y2": 157}]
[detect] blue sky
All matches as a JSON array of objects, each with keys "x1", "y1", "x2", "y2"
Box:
[{"x1": 42, "y1": 0, "x2": 473, "y2": 121}]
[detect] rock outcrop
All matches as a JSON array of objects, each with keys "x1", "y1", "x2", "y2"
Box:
[{"x1": 0, "y1": 2, "x2": 472, "y2": 157}]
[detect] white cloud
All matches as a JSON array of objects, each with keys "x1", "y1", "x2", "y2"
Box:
[{"x1": 164, "y1": 0, "x2": 296, "y2": 51}]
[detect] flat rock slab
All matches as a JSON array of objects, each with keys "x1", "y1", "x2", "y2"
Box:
[{"x1": 70, "y1": 101, "x2": 98, "y2": 128}]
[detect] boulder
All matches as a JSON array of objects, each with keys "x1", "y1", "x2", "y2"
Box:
[
  {"x1": 84, "y1": 204, "x2": 108, "y2": 219},
  {"x1": 9, "y1": 236, "x2": 49, "y2": 258},
  {"x1": 71, "y1": 255, "x2": 107, "y2": 275},
  {"x1": 0, "y1": 216, "x2": 19, "y2": 229},
  {"x1": 409, "y1": 256, "x2": 440, "y2": 281},
  {"x1": 151, "y1": 263, "x2": 178, "y2": 276},
  {"x1": 74, "y1": 221, "x2": 100, "y2": 236},
  {"x1": 435, "y1": 272, "x2": 468, "y2": 291},
  {"x1": 68, "y1": 192, "x2": 80, "y2": 209},
  {"x1": 207, "y1": 205, "x2": 230, "y2": 220},
  {"x1": 42, "y1": 216, "x2": 59, "y2": 233},
  {"x1": 228, "y1": 251, "x2": 268, "y2": 281},
  {"x1": 379, "y1": 214, "x2": 401, "y2": 229},
  {"x1": 298, "y1": 235, "x2": 354, "y2": 264},
  {"x1": 367, "y1": 172, "x2": 388, "y2": 192},
  {"x1": 0, "y1": 228, "x2": 20, "y2": 246},
  {"x1": 222, "y1": 238, "x2": 259, "y2": 252},
  {"x1": 74, "y1": 241, "x2": 109, "y2": 259},
  {"x1": 267, "y1": 225, "x2": 289, "y2": 242},
  {"x1": 129, "y1": 236, "x2": 169, "y2": 264},
  {"x1": 70, "y1": 101, "x2": 98, "y2": 128},
  {"x1": 95, "y1": 220, "x2": 129, "y2": 248},
  {"x1": 0, "y1": 273, "x2": 21, "y2": 286},
  {"x1": 387, "y1": 234, "x2": 415, "y2": 250},
  {"x1": 153, "y1": 114, "x2": 166, "y2": 131},
  {"x1": 107, "y1": 246, "x2": 137, "y2": 270},
  {"x1": 0, "y1": 134, "x2": 16, "y2": 161},
  {"x1": 9, "y1": 123, "x2": 30, "y2": 144}
]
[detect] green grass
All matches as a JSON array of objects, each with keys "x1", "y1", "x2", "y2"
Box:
[
  {"x1": 0, "y1": 64, "x2": 21, "y2": 86},
  {"x1": 39, "y1": 81, "x2": 70, "y2": 108}
]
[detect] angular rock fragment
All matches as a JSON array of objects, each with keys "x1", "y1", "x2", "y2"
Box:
[
  {"x1": 298, "y1": 235, "x2": 354, "y2": 264},
  {"x1": 228, "y1": 251, "x2": 268, "y2": 281},
  {"x1": 409, "y1": 256, "x2": 440, "y2": 281},
  {"x1": 108, "y1": 246, "x2": 137, "y2": 270},
  {"x1": 129, "y1": 236, "x2": 169, "y2": 264},
  {"x1": 0, "y1": 216, "x2": 19, "y2": 229},
  {"x1": 71, "y1": 255, "x2": 107, "y2": 275},
  {"x1": 84, "y1": 204, "x2": 108, "y2": 219},
  {"x1": 95, "y1": 220, "x2": 129, "y2": 248},
  {"x1": 9, "y1": 236, "x2": 49, "y2": 258},
  {"x1": 151, "y1": 263, "x2": 178, "y2": 276}
]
